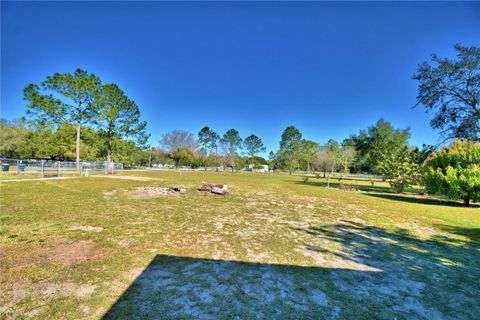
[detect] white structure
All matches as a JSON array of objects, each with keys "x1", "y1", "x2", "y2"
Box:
[{"x1": 247, "y1": 164, "x2": 269, "y2": 173}]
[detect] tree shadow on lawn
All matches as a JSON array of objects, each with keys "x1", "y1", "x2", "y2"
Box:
[
  {"x1": 103, "y1": 222, "x2": 480, "y2": 320},
  {"x1": 364, "y1": 192, "x2": 480, "y2": 207},
  {"x1": 290, "y1": 179, "x2": 479, "y2": 207},
  {"x1": 289, "y1": 179, "x2": 399, "y2": 194}
]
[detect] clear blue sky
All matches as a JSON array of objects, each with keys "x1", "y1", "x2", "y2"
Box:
[{"x1": 1, "y1": 1, "x2": 479, "y2": 155}]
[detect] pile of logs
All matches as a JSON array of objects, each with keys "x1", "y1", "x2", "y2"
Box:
[{"x1": 198, "y1": 182, "x2": 228, "y2": 195}]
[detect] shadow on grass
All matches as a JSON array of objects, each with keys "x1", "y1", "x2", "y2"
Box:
[
  {"x1": 103, "y1": 222, "x2": 480, "y2": 319},
  {"x1": 293, "y1": 221, "x2": 480, "y2": 319},
  {"x1": 289, "y1": 179, "x2": 479, "y2": 207},
  {"x1": 289, "y1": 179, "x2": 398, "y2": 193},
  {"x1": 364, "y1": 192, "x2": 480, "y2": 207}
]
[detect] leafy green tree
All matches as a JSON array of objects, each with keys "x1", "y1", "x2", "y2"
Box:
[
  {"x1": 350, "y1": 119, "x2": 411, "y2": 174},
  {"x1": 0, "y1": 118, "x2": 30, "y2": 159},
  {"x1": 209, "y1": 131, "x2": 220, "y2": 170},
  {"x1": 268, "y1": 151, "x2": 275, "y2": 162},
  {"x1": 268, "y1": 150, "x2": 288, "y2": 171},
  {"x1": 159, "y1": 130, "x2": 196, "y2": 169},
  {"x1": 149, "y1": 148, "x2": 172, "y2": 166},
  {"x1": 220, "y1": 129, "x2": 242, "y2": 172},
  {"x1": 48, "y1": 123, "x2": 78, "y2": 160},
  {"x1": 279, "y1": 126, "x2": 302, "y2": 174},
  {"x1": 326, "y1": 139, "x2": 343, "y2": 173},
  {"x1": 198, "y1": 127, "x2": 211, "y2": 158},
  {"x1": 409, "y1": 144, "x2": 436, "y2": 192},
  {"x1": 299, "y1": 140, "x2": 319, "y2": 173},
  {"x1": 96, "y1": 83, "x2": 148, "y2": 172},
  {"x1": 111, "y1": 138, "x2": 145, "y2": 166},
  {"x1": 198, "y1": 127, "x2": 220, "y2": 170},
  {"x1": 413, "y1": 44, "x2": 480, "y2": 142},
  {"x1": 23, "y1": 69, "x2": 102, "y2": 168},
  {"x1": 377, "y1": 146, "x2": 420, "y2": 193},
  {"x1": 250, "y1": 156, "x2": 267, "y2": 165},
  {"x1": 314, "y1": 146, "x2": 335, "y2": 177},
  {"x1": 341, "y1": 143, "x2": 356, "y2": 174},
  {"x1": 243, "y1": 134, "x2": 266, "y2": 165},
  {"x1": 424, "y1": 140, "x2": 480, "y2": 206}
]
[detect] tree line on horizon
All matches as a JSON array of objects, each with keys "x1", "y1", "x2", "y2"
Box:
[{"x1": 0, "y1": 44, "x2": 478, "y2": 204}]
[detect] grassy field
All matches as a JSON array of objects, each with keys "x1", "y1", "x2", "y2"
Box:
[{"x1": 0, "y1": 171, "x2": 479, "y2": 319}]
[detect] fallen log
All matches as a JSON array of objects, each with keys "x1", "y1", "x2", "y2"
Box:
[{"x1": 199, "y1": 182, "x2": 228, "y2": 195}]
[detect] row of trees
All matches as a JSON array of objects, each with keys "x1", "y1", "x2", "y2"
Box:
[
  {"x1": 158, "y1": 128, "x2": 266, "y2": 171},
  {"x1": 153, "y1": 119, "x2": 421, "y2": 177},
  {"x1": 22, "y1": 69, "x2": 148, "y2": 169},
  {"x1": 0, "y1": 118, "x2": 150, "y2": 166}
]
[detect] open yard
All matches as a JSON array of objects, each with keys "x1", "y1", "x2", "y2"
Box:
[{"x1": 1, "y1": 171, "x2": 479, "y2": 319}]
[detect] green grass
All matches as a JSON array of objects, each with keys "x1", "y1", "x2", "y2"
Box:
[
  {"x1": 0, "y1": 172, "x2": 42, "y2": 180},
  {"x1": 1, "y1": 171, "x2": 479, "y2": 319}
]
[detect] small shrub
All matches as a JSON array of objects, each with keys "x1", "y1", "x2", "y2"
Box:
[
  {"x1": 315, "y1": 172, "x2": 321, "y2": 179},
  {"x1": 302, "y1": 176, "x2": 309, "y2": 183}
]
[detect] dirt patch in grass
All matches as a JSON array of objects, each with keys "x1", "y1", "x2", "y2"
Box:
[
  {"x1": 93, "y1": 175, "x2": 160, "y2": 181},
  {"x1": 49, "y1": 240, "x2": 108, "y2": 266},
  {"x1": 103, "y1": 189, "x2": 126, "y2": 197},
  {"x1": 127, "y1": 187, "x2": 186, "y2": 199},
  {"x1": 36, "y1": 281, "x2": 97, "y2": 298},
  {"x1": 69, "y1": 225, "x2": 103, "y2": 233}
]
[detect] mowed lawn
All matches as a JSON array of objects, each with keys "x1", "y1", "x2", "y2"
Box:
[{"x1": 1, "y1": 171, "x2": 479, "y2": 319}]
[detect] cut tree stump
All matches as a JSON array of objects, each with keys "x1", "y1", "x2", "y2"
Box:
[{"x1": 199, "y1": 182, "x2": 228, "y2": 195}]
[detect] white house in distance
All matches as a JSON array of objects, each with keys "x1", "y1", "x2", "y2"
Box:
[{"x1": 246, "y1": 164, "x2": 269, "y2": 173}]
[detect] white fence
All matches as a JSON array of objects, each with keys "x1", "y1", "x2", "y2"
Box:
[{"x1": 0, "y1": 158, "x2": 123, "y2": 177}]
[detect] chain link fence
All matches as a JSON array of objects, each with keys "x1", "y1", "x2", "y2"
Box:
[{"x1": 0, "y1": 158, "x2": 123, "y2": 179}]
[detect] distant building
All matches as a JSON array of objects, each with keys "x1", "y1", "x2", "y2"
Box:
[{"x1": 246, "y1": 164, "x2": 269, "y2": 173}]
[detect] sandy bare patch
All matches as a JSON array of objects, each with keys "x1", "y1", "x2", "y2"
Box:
[
  {"x1": 80, "y1": 304, "x2": 91, "y2": 314},
  {"x1": 102, "y1": 189, "x2": 127, "y2": 197},
  {"x1": 92, "y1": 175, "x2": 160, "y2": 181},
  {"x1": 49, "y1": 240, "x2": 107, "y2": 266},
  {"x1": 296, "y1": 247, "x2": 383, "y2": 271},
  {"x1": 116, "y1": 239, "x2": 131, "y2": 248},
  {"x1": 69, "y1": 225, "x2": 103, "y2": 233},
  {"x1": 128, "y1": 187, "x2": 186, "y2": 198},
  {"x1": 38, "y1": 282, "x2": 97, "y2": 298},
  {"x1": 397, "y1": 223, "x2": 438, "y2": 238}
]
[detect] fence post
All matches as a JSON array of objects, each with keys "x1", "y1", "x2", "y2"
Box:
[
  {"x1": 93, "y1": 161, "x2": 96, "y2": 175},
  {"x1": 41, "y1": 160, "x2": 45, "y2": 178},
  {"x1": 57, "y1": 162, "x2": 60, "y2": 177},
  {"x1": 17, "y1": 160, "x2": 20, "y2": 174}
]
